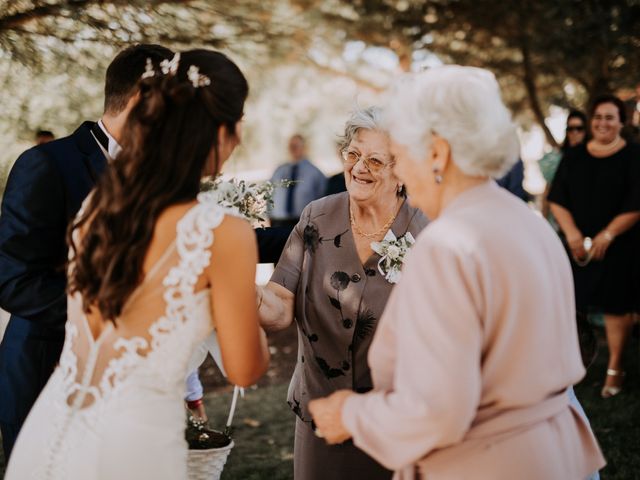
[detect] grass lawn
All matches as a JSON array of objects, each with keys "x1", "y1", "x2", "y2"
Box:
[
  {"x1": 203, "y1": 383, "x2": 295, "y2": 480},
  {"x1": 573, "y1": 332, "x2": 640, "y2": 479}
]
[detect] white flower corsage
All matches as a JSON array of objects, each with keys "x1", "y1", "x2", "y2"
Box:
[
  {"x1": 370, "y1": 230, "x2": 416, "y2": 284},
  {"x1": 199, "y1": 176, "x2": 294, "y2": 227}
]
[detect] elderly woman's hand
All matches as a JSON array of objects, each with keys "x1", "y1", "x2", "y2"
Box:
[{"x1": 308, "y1": 390, "x2": 355, "y2": 444}]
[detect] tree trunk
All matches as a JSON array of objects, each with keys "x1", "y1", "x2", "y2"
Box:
[
  {"x1": 520, "y1": 36, "x2": 558, "y2": 148},
  {"x1": 587, "y1": 76, "x2": 611, "y2": 108}
]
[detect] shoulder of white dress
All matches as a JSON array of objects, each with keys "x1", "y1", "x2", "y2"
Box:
[{"x1": 171, "y1": 196, "x2": 227, "y2": 254}]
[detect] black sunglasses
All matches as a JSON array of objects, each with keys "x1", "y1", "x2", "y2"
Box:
[{"x1": 566, "y1": 126, "x2": 585, "y2": 132}]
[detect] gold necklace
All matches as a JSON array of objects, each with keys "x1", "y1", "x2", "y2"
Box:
[
  {"x1": 589, "y1": 136, "x2": 622, "y2": 154},
  {"x1": 350, "y1": 205, "x2": 399, "y2": 239}
]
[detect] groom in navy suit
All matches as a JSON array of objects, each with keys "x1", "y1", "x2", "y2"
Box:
[{"x1": 0, "y1": 44, "x2": 173, "y2": 459}]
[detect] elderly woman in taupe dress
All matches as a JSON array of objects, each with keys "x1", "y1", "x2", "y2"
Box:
[{"x1": 258, "y1": 107, "x2": 428, "y2": 480}]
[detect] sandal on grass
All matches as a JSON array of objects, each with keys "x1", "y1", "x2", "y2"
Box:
[{"x1": 601, "y1": 368, "x2": 625, "y2": 398}]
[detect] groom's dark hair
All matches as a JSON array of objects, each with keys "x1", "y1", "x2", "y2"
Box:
[{"x1": 104, "y1": 44, "x2": 173, "y2": 114}]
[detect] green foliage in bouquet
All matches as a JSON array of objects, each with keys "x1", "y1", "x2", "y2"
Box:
[{"x1": 200, "y1": 176, "x2": 295, "y2": 227}]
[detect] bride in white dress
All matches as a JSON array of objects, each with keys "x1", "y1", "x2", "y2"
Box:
[{"x1": 5, "y1": 50, "x2": 269, "y2": 480}]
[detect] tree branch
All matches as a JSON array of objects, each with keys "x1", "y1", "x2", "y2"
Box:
[
  {"x1": 0, "y1": 1, "x2": 100, "y2": 32},
  {"x1": 302, "y1": 56, "x2": 385, "y2": 93},
  {"x1": 0, "y1": 0, "x2": 196, "y2": 34}
]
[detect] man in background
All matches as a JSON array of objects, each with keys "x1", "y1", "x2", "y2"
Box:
[
  {"x1": 34, "y1": 130, "x2": 55, "y2": 145},
  {"x1": 269, "y1": 134, "x2": 327, "y2": 228}
]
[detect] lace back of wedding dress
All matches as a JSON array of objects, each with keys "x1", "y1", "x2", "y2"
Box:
[
  {"x1": 25, "y1": 198, "x2": 227, "y2": 480},
  {"x1": 63, "y1": 199, "x2": 225, "y2": 409}
]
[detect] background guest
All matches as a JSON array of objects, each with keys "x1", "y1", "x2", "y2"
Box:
[
  {"x1": 34, "y1": 129, "x2": 55, "y2": 145},
  {"x1": 309, "y1": 66, "x2": 604, "y2": 480},
  {"x1": 325, "y1": 142, "x2": 347, "y2": 196},
  {"x1": 549, "y1": 94, "x2": 640, "y2": 398},
  {"x1": 269, "y1": 134, "x2": 327, "y2": 228},
  {"x1": 539, "y1": 109, "x2": 589, "y2": 226},
  {"x1": 496, "y1": 157, "x2": 530, "y2": 201},
  {"x1": 258, "y1": 106, "x2": 428, "y2": 480}
]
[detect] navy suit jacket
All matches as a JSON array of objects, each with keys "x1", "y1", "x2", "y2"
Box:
[
  {"x1": 0, "y1": 122, "x2": 106, "y2": 428},
  {"x1": 0, "y1": 121, "x2": 106, "y2": 426}
]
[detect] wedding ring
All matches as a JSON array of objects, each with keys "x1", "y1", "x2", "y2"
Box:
[{"x1": 314, "y1": 429, "x2": 324, "y2": 438}]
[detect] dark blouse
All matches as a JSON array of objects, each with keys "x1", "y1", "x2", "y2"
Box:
[
  {"x1": 548, "y1": 143, "x2": 640, "y2": 236},
  {"x1": 271, "y1": 192, "x2": 428, "y2": 424},
  {"x1": 548, "y1": 142, "x2": 640, "y2": 313}
]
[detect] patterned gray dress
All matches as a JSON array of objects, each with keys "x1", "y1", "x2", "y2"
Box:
[{"x1": 271, "y1": 192, "x2": 428, "y2": 480}]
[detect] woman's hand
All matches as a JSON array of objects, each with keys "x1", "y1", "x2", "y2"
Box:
[
  {"x1": 565, "y1": 229, "x2": 586, "y2": 262},
  {"x1": 257, "y1": 282, "x2": 295, "y2": 332},
  {"x1": 308, "y1": 390, "x2": 354, "y2": 444},
  {"x1": 590, "y1": 230, "x2": 614, "y2": 261}
]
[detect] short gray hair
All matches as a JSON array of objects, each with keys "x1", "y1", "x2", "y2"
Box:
[
  {"x1": 384, "y1": 66, "x2": 519, "y2": 178},
  {"x1": 338, "y1": 106, "x2": 386, "y2": 151}
]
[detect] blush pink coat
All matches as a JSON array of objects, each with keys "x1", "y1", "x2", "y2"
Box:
[{"x1": 341, "y1": 181, "x2": 605, "y2": 480}]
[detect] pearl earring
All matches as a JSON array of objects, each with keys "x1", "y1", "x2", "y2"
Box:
[{"x1": 433, "y1": 167, "x2": 443, "y2": 185}]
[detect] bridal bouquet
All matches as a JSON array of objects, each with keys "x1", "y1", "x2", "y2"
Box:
[
  {"x1": 371, "y1": 231, "x2": 416, "y2": 284},
  {"x1": 200, "y1": 176, "x2": 294, "y2": 227}
]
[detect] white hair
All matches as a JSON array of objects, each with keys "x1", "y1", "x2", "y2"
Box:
[
  {"x1": 384, "y1": 65, "x2": 519, "y2": 178},
  {"x1": 338, "y1": 105, "x2": 386, "y2": 151}
]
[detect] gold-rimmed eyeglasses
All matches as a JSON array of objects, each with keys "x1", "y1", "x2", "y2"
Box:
[{"x1": 341, "y1": 149, "x2": 394, "y2": 174}]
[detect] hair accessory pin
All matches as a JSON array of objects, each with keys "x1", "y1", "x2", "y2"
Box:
[
  {"x1": 141, "y1": 58, "x2": 155, "y2": 79},
  {"x1": 187, "y1": 65, "x2": 211, "y2": 88},
  {"x1": 141, "y1": 52, "x2": 210, "y2": 89},
  {"x1": 160, "y1": 52, "x2": 181, "y2": 75}
]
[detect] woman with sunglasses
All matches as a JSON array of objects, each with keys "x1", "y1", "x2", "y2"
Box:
[
  {"x1": 539, "y1": 110, "x2": 588, "y2": 225},
  {"x1": 256, "y1": 106, "x2": 428, "y2": 480},
  {"x1": 549, "y1": 94, "x2": 640, "y2": 398}
]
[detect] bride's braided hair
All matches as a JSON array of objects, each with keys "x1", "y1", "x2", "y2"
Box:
[{"x1": 68, "y1": 50, "x2": 249, "y2": 323}]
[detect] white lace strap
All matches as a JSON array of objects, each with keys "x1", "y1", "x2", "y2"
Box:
[
  {"x1": 147, "y1": 201, "x2": 225, "y2": 350},
  {"x1": 162, "y1": 201, "x2": 225, "y2": 297}
]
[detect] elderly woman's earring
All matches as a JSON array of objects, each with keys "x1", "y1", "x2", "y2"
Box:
[
  {"x1": 396, "y1": 184, "x2": 404, "y2": 194},
  {"x1": 432, "y1": 168, "x2": 443, "y2": 185}
]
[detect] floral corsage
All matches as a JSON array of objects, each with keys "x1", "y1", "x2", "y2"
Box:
[{"x1": 370, "y1": 230, "x2": 416, "y2": 284}]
